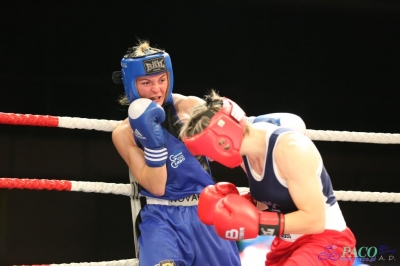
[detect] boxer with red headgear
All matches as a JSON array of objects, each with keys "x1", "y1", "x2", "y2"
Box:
[
  {"x1": 180, "y1": 89, "x2": 356, "y2": 266},
  {"x1": 184, "y1": 97, "x2": 247, "y2": 168}
]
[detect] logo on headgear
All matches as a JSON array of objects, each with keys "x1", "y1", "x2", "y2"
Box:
[{"x1": 143, "y1": 57, "x2": 166, "y2": 74}]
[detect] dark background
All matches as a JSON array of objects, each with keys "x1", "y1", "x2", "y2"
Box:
[{"x1": 1, "y1": 0, "x2": 399, "y2": 265}]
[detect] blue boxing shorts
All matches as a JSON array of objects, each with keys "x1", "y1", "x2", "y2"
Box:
[{"x1": 138, "y1": 197, "x2": 241, "y2": 266}]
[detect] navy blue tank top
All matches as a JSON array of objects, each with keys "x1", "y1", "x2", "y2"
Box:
[{"x1": 243, "y1": 126, "x2": 336, "y2": 214}]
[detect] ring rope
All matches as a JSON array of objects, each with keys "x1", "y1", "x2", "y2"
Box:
[
  {"x1": 1, "y1": 112, "x2": 400, "y2": 144},
  {"x1": 334, "y1": 190, "x2": 400, "y2": 203},
  {"x1": 0, "y1": 112, "x2": 121, "y2": 132},
  {"x1": 305, "y1": 129, "x2": 400, "y2": 144},
  {"x1": 0, "y1": 178, "x2": 132, "y2": 197},
  {"x1": 2, "y1": 178, "x2": 400, "y2": 203},
  {"x1": 2, "y1": 112, "x2": 400, "y2": 265},
  {"x1": 14, "y1": 258, "x2": 139, "y2": 266}
]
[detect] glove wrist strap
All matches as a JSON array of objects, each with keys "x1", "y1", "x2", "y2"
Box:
[
  {"x1": 144, "y1": 146, "x2": 168, "y2": 167},
  {"x1": 258, "y1": 211, "x2": 285, "y2": 236}
]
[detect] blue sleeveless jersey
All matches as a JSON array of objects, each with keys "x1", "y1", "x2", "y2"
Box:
[
  {"x1": 138, "y1": 129, "x2": 215, "y2": 200},
  {"x1": 243, "y1": 126, "x2": 337, "y2": 214},
  {"x1": 136, "y1": 104, "x2": 241, "y2": 266}
]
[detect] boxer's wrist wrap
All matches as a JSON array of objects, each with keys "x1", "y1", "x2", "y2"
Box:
[
  {"x1": 144, "y1": 146, "x2": 168, "y2": 167},
  {"x1": 258, "y1": 211, "x2": 285, "y2": 236}
]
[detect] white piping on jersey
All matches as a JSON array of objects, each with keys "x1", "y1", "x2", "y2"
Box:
[{"x1": 247, "y1": 122, "x2": 277, "y2": 181}]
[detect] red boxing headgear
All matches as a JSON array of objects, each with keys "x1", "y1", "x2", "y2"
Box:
[{"x1": 183, "y1": 98, "x2": 246, "y2": 168}]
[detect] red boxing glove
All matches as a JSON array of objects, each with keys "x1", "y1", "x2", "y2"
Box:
[
  {"x1": 198, "y1": 182, "x2": 239, "y2": 225},
  {"x1": 213, "y1": 194, "x2": 285, "y2": 241}
]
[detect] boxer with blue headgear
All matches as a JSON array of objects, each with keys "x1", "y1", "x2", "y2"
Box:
[
  {"x1": 112, "y1": 42, "x2": 174, "y2": 106},
  {"x1": 111, "y1": 40, "x2": 242, "y2": 266}
]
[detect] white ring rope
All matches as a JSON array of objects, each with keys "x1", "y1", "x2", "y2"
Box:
[
  {"x1": 43, "y1": 258, "x2": 139, "y2": 266},
  {"x1": 1, "y1": 112, "x2": 400, "y2": 144},
  {"x1": 334, "y1": 191, "x2": 400, "y2": 203},
  {"x1": 53, "y1": 117, "x2": 400, "y2": 144},
  {"x1": 70, "y1": 180, "x2": 132, "y2": 197},
  {"x1": 57, "y1": 117, "x2": 400, "y2": 144},
  {"x1": 237, "y1": 187, "x2": 400, "y2": 203},
  {"x1": 2, "y1": 178, "x2": 400, "y2": 203},
  {"x1": 58, "y1": 117, "x2": 122, "y2": 132},
  {"x1": 305, "y1": 129, "x2": 400, "y2": 144}
]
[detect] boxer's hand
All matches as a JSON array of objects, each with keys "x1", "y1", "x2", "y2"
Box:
[
  {"x1": 198, "y1": 182, "x2": 239, "y2": 225},
  {"x1": 214, "y1": 194, "x2": 285, "y2": 240},
  {"x1": 128, "y1": 98, "x2": 167, "y2": 167}
]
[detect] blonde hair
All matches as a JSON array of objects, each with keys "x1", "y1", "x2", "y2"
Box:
[
  {"x1": 118, "y1": 39, "x2": 162, "y2": 105},
  {"x1": 179, "y1": 89, "x2": 223, "y2": 139},
  {"x1": 179, "y1": 89, "x2": 250, "y2": 140}
]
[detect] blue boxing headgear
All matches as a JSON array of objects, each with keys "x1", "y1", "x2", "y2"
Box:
[{"x1": 113, "y1": 47, "x2": 174, "y2": 106}]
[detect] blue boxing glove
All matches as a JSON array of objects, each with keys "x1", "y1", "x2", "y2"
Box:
[{"x1": 128, "y1": 98, "x2": 168, "y2": 167}]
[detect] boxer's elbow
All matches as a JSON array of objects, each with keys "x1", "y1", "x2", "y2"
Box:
[{"x1": 150, "y1": 187, "x2": 166, "y2": 197}]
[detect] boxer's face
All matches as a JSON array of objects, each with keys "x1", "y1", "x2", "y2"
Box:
[{"x1": 136, "y1": 72, "x2": 168, "y2": 106}]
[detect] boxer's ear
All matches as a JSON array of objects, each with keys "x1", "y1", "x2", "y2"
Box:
[{"x1": 112, "y1": 71, "x2": 122, "y2": 84}]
